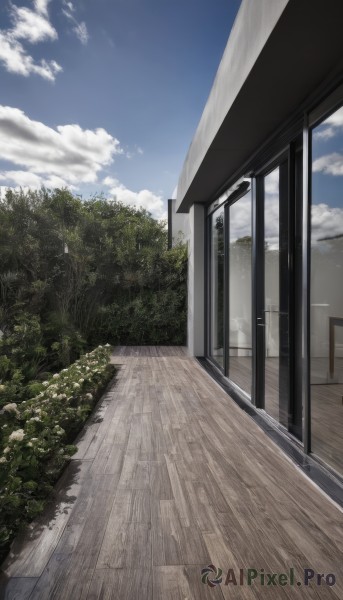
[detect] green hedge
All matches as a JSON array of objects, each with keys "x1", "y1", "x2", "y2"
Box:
[{"x1": 0, "y1": 344, "x2": 115, "y2": 562}]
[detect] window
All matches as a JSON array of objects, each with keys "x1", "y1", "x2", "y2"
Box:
[{"x1": 310, "y1": 104, "x2": 343, "y2": 474}]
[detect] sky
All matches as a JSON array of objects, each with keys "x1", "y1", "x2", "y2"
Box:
[{"x1": 0, "y1": 0, "x2": 242, "y2": 220}]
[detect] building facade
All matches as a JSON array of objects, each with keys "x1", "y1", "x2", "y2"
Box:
[{"x1": 172, "y1": 0, "x2": 343, "y2": 480}]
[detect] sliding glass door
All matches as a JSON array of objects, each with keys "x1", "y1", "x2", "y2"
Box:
[{"x1": 227, "y1": 191, "x2": 252, "y2": 396}]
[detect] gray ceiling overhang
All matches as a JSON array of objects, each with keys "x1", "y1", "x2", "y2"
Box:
[{"x1": 176, "y1": 0, "x2": 343, "y2": 213}]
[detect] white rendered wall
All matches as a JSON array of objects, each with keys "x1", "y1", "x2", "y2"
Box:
[
  {"x1": 170, "y1": 199, "x2": 190, "y2": 245},
  {"x1": 188, "y1": 204, "x2": 205, "y2": 356}
]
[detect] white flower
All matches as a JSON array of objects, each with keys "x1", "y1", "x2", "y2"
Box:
[
  {"x1": 3, "y1": 403, "x2": 19, "y2": 416},
  {"x1": 3, "y1": 447, "x2": 10, "y2": 454},
  {"x1": 79, "y1": 378, "x2": 84, "y2": 384},
  {"x1": 85, "y1": 393, "x2": 93, "y2": 400},
  {"x1": 27, "y1": 442, "x2": 33, "y2": 447},
  {"x1": 31, "y1": 438, "x2": 38, "y2": 442},
  {"x1": 73, "y1": 383, "x2": 80, "y2": 389},
  {"x1": 52, "y1": 394, "x2": 58, "y2": 399},
  {"x1": 0, "y1": 457, "x2": 7, "y2": 463},
  {"x1": 9, "y1": 429, "x2": 24, "y2": 442},
  {"x1": 105, "y1": 343, "x2": 110, "y2": 347},
  {"x1": 43, "y1": 381, "x2": 49, "y2": 386},
  {"x1": 0, "y1": 384, "x2": 6, "y2": 392},
  {"x1": 53, "y1": 373, "x2": 59, "y2": 379},
  {"x1": 34, "y1": 408, "x2": 42, "y2": 414}
]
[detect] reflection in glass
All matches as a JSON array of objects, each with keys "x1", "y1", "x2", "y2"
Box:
[
  {"x1": 311, "y1": 105, "x2": 343, "y2": 475},
  {"x1": 210, "y1": 206, "x2": 224, "y2": 368},
  {"x1": 228, "y1": 192, "x2": 252, "y2": 396},
  {"x1": 264, "y1": 168, "x2": 281, "y2": 420}
]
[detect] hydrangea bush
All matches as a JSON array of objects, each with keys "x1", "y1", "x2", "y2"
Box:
[{"x1": 0, "y1": 344, "x2": 115, "y2": 561}]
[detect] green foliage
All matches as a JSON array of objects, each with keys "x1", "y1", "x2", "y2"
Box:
[
  {"x1": 0, "y1": 344, "x2": 115, "y2": 561},
  {"x1": 0, "y1": 187, "x2": 187, "y2": 560},
  {"x1": 0, "y1": 188, "x2": 187, "y2": 373}
]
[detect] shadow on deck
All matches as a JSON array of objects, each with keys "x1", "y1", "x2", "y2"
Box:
[{"x1": 1, "y1": 346, "x2": 342, "y2": 599}]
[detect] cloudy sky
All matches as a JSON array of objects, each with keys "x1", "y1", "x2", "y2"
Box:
[{"x1": 0, "y1": 0, "x2": 241, "y2": 219}]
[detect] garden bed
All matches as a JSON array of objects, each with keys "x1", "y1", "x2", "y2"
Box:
[{"x1": 0, "y1": 344, "x2": 116, "y2": 562}]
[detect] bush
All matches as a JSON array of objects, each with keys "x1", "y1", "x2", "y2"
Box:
[{"x1": 0, "y1": 344, "x2": 115, "y2": 561}]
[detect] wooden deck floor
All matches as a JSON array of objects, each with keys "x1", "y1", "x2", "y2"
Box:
[{"x1": 1, "y1": 347, "x2": 342, "y2": 600}]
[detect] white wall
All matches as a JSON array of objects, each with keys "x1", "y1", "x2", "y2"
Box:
[
  {"x1": 169, "y1": 199, "x2": 190, "y2": 246},
  {"x1": 188, "y1": 204, "x2": 205, "y2": 356}
]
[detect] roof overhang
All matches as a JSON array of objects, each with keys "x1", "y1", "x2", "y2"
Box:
[{"x1": 176, "y1": 0, "x2": 343, "y2": 213}]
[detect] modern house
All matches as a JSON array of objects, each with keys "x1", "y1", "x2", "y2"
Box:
[{"x1": 169, "y1": 0, "x2": 343, "y2": 481}]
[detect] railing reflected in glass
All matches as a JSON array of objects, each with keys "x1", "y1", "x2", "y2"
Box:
[{"x1": 311, "y1": 104, "x2": 343, "y2": 475}]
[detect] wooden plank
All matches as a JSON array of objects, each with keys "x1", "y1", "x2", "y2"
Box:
[
  {"x1": 0, "y1": 577, "x2": 38, "y2": 600},
  {"x1": 153, "y1": 566, "x2": 224, "y2": 600},
  {"x1": 86, "y1": 568, "x2": 152, "y2": 600},
  {"x1": 2, "y1": 459, "x2": 91, "y2": 578}
]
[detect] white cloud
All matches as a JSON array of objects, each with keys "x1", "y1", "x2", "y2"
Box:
[
  {"x1": 62, "y1": 1, "x2": 89, "y2": 45},
  {"x1": 0, "y1": 1, "x2": 61, "y2": 80},
  {"x1": 73, "y1": 22, "x2": 89, "y2": 45},
  {"x1": 103, "y1": 176, "x2": 117, "y2": 187},
  {"x1": 0, "y1": 32, "x2": 62, "y2": 80},
  {"x1": 10, "y1": 5, "x2": 57, "y2": 44},
  {"x1": 34, "y1": 0, "x2": 52, "y2": 17},
  {"x1": 313, "y1": 153, "x2": 343, "y2": 176},
  {"x1": 312, "y1": 203, "x2": 343, "y2": 241},
  {"x1": 103, "y1": 178, "x2": 166, "y2": 220},
  {"x1": 0, "y1": 170, "x2": 43, "y2": 188},
  {"x1": 314, "y1": 107, "x2": 343, "y2": 141},
  {"x1": 265, "y1": 168, "x2": 279, "y2": 195},
  {"x1": 0, "y1": 170, "x2": 74, "y2": 190},
  {"x1": 0, "y1": 105, "x2": 122, "y2": 186},
  {"x1": 230, "y1": 194, "x2": 252, "y2": 242}
]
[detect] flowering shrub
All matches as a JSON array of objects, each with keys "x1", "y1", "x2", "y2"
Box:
[{"x1": 0, "y1": 344, "x2": 115, "y2": 561}]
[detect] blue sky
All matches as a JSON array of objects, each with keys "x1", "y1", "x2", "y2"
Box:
[
  {"x1": 0, "y1": 0, "x2": 241, "y2": 219},
  {"x1": 312, "y1": 107, "x2": 343, "y2": 211}
]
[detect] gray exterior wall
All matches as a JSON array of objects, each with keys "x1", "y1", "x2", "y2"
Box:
[{"x1": 176, "y1": 0, "x2": 343, "y2": 212}]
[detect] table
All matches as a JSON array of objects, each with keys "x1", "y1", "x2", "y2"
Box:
[{"x1": 329, "y1": 316, "x2": 343, "y2": 378}]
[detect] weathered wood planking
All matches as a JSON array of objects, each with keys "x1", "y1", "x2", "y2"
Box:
[{"x1": 1, "y1": 346, "x2": 342, "y2": 600}]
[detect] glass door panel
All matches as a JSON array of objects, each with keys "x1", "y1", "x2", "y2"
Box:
[
  {"x1": 260, "y1": 163, "x2": 290, "y2": 427},
  {"x1": 310, "y1": 105, "x2": 343, "y2": 475},
  {"x1": 228, "y1": 192, "x2": 252, "y2": 396},
  {"x1": 210, "y1": 206, "x2": 225, "y2": 368},
  {"x1": 264, "y1": 168, "x2": 281, "y2": 419}
]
